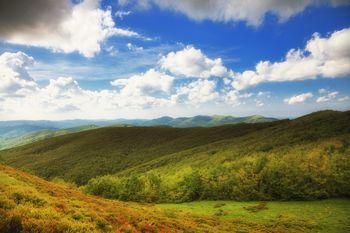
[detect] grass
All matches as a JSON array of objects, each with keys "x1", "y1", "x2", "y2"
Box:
[
  {"x1": 1, "y1": 110, "x2": 349, "y2": 187},
  {"x1": 157, "y1": 199, "x2": 350, "y2": 233},
  {"x1": 1, "y1": 164, "x2": 323, "y2": 233}
]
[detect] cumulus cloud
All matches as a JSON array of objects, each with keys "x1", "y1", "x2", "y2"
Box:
[
  {"x1": 159, "y1": 46, "x2": 228, "y2": 78},
  {"x1": 111, "y1": 69, "x2": 174, "y2": 96},
  {"x1": 0, "y1": 0, "x2": 140, "y2": 57},
  {"x1": 0, "y1": 51, "x2": 175, "y2": 119},
  {"x1": 316, "y1": 91, "x2": 338, "y2": 103},
  {"x1": 118, "y1": 0, "x2": 348, "y2": 26},
  {"x1": 173, "y1": 79, "x2": 219, "y2": 106},
  {"x1": 284, "y1": 92, "x2": 313, "y2": 105},
  {"x1": 231, "y1": 28, "x2": 350, "y2": 90},
  {"x1": 0, "y1": 52, "x2": 37, "y2": 96}
]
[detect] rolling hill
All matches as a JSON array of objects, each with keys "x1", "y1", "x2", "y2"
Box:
[
  {"x1": 1, "y1": 164, "x2": 271, "y2": 233},
  {"x1": 0, "y1": 125, "x2": 98, "y2": 150},
  {"x1": 0, "y1": 110, "x2": 349, "y2": 202},
  {"x1": 0, "y1": 115, "x2": 277, "y2": 139},
  {"x1": 0, "y1": 121, "x2": 278, "y2": 185}
]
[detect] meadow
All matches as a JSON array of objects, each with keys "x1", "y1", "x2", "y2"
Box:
[{"x1": 158, "y1": 199, "x2": 350, "y2": 233}]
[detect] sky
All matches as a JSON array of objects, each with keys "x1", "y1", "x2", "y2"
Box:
[{"x1": 0, "y1": 0, "x2": 349, "y2": 120}]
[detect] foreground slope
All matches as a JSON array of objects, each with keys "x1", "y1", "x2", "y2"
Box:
[{"x1": 0, "y1": 165, "x2": 309, "y2": 233}]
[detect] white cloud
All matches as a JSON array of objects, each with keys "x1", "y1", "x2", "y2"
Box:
[
  {"x1": 111, "y1": 69, "x2": 174, "y2": 96},
  {"x1": 119, "y1": 0, "x2": 348, "y2": 26},
  {"x1": 284, "y1": 92, "x2": 313, "y2": 105},
  {"x1": 316, "y1": 91, "x2": 338, "y2": 103},
  {"x1": 115, "y1": 10, "x2": 132, "y2": 19},
  {"x1": 232, "y1": 28, "x2": 350, "y2": 90},
  {"x1": 256, "y1": 100, "x2": 264, "y2": 107},
  {"x1": 173, "y1": 79, "x2": 219, "y2": 106},
  {"x1": 159, "y1": 46, "x2": 228, "y2": 78},
  {"x1": 338, "y1": 96, "x2": 349, "y2": 102},
  {"x1": 0, "y1": 52, "x2": 37, "y2": 96},
  {"x1": 126, "y1": 43, "x2": 144, "y2": 51},
  {"x1": 224, "y1": 90, "x2": 241, "y2": 106},
  {"x1": 2, "y1": 0, "x2": 140, "y2": 57},
  {"x1": 0, "y1": 52, "x2": 175, "y2": 119}
]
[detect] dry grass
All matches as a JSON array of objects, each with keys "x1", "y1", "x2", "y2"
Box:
[{"x1": 0, "y1": 165, "x2": 301, "y2": 233}]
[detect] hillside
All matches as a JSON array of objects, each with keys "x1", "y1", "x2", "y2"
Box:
[
  {"x1": 0, "y1": 115, "x2": 277, "y2": 140},
  {"x1": 1, "y1": 110, "x2": 349, "y2": 203},
  {"x1": 2, "y1": 164, "x2": 282, "y2": 233},
  {"x1": 0, "y1": 122, "x2": 278, "y2": 185},
  {"x1": 0, "y1": 125, "x2": 98, "y2": 150}
]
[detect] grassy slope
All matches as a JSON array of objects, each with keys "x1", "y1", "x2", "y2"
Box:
[
  {"x1": 157, "y1": 199, "x2": 350, "y2": 233},
  {"x1": 108, "y1": 109, "x2": 350, "y2": 179},
  {"x1": 0, "y1": 164, "x2": 310, "y2": 233},
  {"x1": 0, "y1": 121, "x2": 278, "y2": 185},
  {"x1": 0, "y1": 125, "x2": 98, "y2": 150},
  {"x1": 0, "y1": 110, "x2": 349, "y2": 187}
]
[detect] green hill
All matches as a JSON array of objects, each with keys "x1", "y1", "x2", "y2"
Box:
[
  {"x1": 0, "y1": 110, "x2": 349, "y2": 203},
  {"x1": 0, "y1": 125, "x2": 98, "y2": 150},
  {"x1": 0, "y1": 122, "x2": 277, "y2": 185}
]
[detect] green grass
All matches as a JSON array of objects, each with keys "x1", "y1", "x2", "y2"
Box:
[{"x1": 157, "y1": 199, "x2": 350, "y2": 233}]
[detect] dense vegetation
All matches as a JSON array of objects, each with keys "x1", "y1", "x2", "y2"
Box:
[
  {"x1": 1, "y1": 110, "x2": 349, "y2": 203},
  {"x1": 1, "y1": 164, "x2": 265, "y2": 233},
  {"x1": 1, "y1": 165, "x2": 348, "y2": 232},
  {"x1": 0, "y1": 122, "x2": 277, "y2": 184}
]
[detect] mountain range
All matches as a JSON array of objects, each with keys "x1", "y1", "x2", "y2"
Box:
[{"x1": 0, "y1": 115, "x2": 277, "y2": 149}]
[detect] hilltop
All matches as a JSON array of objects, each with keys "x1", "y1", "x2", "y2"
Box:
[
  {"x1": 0, "y1": 110, "x2": 349, "y2": 203},
  {"x1": 0, "y1": 115, "x2": 277, "y2": 146}
]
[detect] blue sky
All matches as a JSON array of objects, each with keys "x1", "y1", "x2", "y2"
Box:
[{"x1": 0, "y1": 0, "x2": 349, "y2": 120}]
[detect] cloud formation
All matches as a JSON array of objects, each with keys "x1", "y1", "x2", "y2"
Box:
[
  {"x1": 0, "y1": 52, "x2": 37, "y2": 96},
  {"x1": 231, "y1": 28, "x2": 350, "y2": 90},
  {"x1": 159, "y1": 46, "x2": 228, "y2": 78},
  {"x1": 0, "y1": 0, "x2": 139, "y2": 57},
  {"x1": 172, "y1": 79, "x2": 219, "y2": 106},
  {"x1": 0, "y1": 51, "x2": 175, "y2": 119},
  {"x1": 316, "y1": 91, "x2": 338, "y2": 103},
  {"x1": 111, "y1": 69, "x2": 174, "y2": 96},
  {"x1": 119, "y1": 0, "x2": 348, "y2": 26},
  {"x1": 284, "y1": 93, "x2": 313, "y2": 105}
]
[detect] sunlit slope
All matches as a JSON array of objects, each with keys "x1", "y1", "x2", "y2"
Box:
[
  {"x1": 0, "y1": 122, "x2": 277, "y2": 185},
  {"x1": 113, "y1": 110, "x2": 350, "y2": 177},
  {"x1": 2, "y1": 164, "x2": 282, "y2": 233},
  {"x1": 1, "y1": 110, "x2": 349, "y2": 191}
]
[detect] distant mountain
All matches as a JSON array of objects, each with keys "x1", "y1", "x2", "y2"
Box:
[
  {"x1": 0, "y1": 125, "x2": 98, "y2": 150},
  {"x1": 0, "y1": 115, "x2": 277, "y2": 139}
]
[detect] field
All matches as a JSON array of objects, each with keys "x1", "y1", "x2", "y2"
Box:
[{"x1": 158, "y1": 199, "x2": 350, "y2": 233}]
